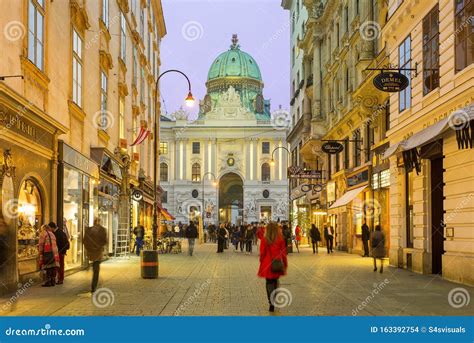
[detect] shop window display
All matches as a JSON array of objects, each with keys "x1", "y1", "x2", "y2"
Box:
[
  {"x1": 63, "y1": 167, "x2": 83, "y2": 268},
  {"x1": 17, "y1": 179, "x2": 42, "y2": 275}
]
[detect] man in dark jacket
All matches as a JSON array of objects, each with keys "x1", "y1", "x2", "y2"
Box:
[
  {"x1": 185, "y1": 221, "x2": 198, "y2": 256},
  {"x1": 324, "y1": 225, "x2": 334, "y2": 254},
  {"x1": 309, "y1": 224, "x2": 321, "y2": 254},
  {"x1": 361, "y1": 221, "x2": 370, "y2": 257},
  {"x1": 83, "y1": 218, "x2": 108, "y2": 293},
  {"x1": 50, "y1": 222, "x2": 69, "y2": 284},
  {"x1": 133, "y1": 225, "x2": 145, "y2": 256}
]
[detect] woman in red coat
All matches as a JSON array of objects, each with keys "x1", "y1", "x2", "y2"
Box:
[
  {"x1": 294, "y1": 225, "x2": 302, "y2": 253},
  {"x1": 258, "y1": 222, "x2": 288, "y2": 312}
]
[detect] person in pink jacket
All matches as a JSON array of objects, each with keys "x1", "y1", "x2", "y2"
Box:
[{"x1": 38, "y1": 224, "x2": 60, "y2": 287}]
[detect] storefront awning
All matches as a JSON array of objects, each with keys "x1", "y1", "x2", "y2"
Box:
[
  {"x1": 157, "y1": 205, "x2": 175, "y2": 221},
  {"x1": 328, "y1": 185, "x2": 367, "y2": 210},
  {"x1": 382, "y1": 104, "x2": 474, "y2": 159}
]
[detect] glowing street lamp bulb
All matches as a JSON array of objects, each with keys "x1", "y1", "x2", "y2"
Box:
[
  {"x1": 185, "y1": 91, "x2": 195, "y2": 107},
  {"x1": 270, "y1": 159, "x2": 276, "y2": 167},
  {"x1": 213, "y1": 181, "x2": 218, "y2": 187}
]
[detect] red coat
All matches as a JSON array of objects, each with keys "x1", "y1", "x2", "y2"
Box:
[
  {"x1": 295, "y1": 226, "x2": 302, "y2": 241},
  {"x1": 256, "y1": 226, "x2": 265, "y2": 240},
  {"x1": 258, "y1": 235, "x2": 288, "y2": 279}
]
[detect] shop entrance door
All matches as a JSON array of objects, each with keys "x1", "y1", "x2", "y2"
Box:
[{"x1": 430, "y1": 157, "x2": 444, "y2": 274}]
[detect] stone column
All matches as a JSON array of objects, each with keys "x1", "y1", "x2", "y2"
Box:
[
  {"x1": 359, "y1": 0, "x2": 374, "y2": 59},
  {"x1": 182, "y1": 139, "x2": 188, "y2": 180},
  {"x1": 175, "y1": 138, "x2": 181, "y2": 181}
]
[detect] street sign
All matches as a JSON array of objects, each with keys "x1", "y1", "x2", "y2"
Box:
[
  {"x1": 131, "y1": 189, "x2": 143, "y2": 202},
  {"x1": 373, "y1": 72, "x2": 409, "y2": 92},
  {"x1": 321, "y1": 141, "x2": 344, "y2": 154}
]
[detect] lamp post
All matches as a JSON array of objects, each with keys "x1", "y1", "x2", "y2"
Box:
[
  {"x1": 152, "y1": 70, "x2": 194, "y2": 251},
  {"x1": 201, "y1": 172, "x2": 218, "y2": 241},
  {"x1": 269, "y1": 146, "x2": 291, "y2": 227}
]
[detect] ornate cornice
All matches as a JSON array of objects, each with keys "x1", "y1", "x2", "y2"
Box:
[
  {"x1": 70, "y1": 0, "x2": 90, "y2": 33},
  {"x1": 99, "y1": 50, "x2": 113, "y2": 71}
]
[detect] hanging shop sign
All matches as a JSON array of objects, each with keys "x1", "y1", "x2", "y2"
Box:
[
  {"x1": 373, "y1": 72, "x2": 409, "y2": 92},
  {"x1": 131, "y1": 189, "x2": 143, "y2": 202},
  {"x1": 321, "y1": 141, "x2": 344, "y2": 154},
  {"x1": 300, "y1": 183, "x2": 324, "y2": 193}
]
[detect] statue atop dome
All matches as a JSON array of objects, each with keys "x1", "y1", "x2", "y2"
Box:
[{"x1": 230, "y1": 34, "x2": 240, "y2": 50}]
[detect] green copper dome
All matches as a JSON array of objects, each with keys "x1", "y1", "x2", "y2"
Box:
[{"x1": 207, "y1": 37, "x2": 262, "y2": 81}]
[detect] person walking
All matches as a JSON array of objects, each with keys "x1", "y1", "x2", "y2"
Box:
[
  {"x1": 232, "y1": 227, "x2": 241, "y2": 251},
  {"x1": 282, "y1": 224, "x2": 292, "y2": 253},
  {"x1": 372, "y1": 225, "x2": 386, "y2": 273},
  {"x1": 83, "y1": 218, "x2": 108, "y2": 293},
  {"x1": 245, "y1": 224, "x2": 254, "y2": 254},
  {"x1": 133, "y1": 224, "x2": 145, "y2": 256},
  {"x1": 361, "y1": 221, "x2": 370, "y2": 257},
  {"x1": 38, "y1": 224, "x2": 59, "y2": 287},
  {"x1": 294, "y1": 225, "x2": 302, "y2": 253},
  {"x1": 51, "y1": 222, "x2": 69, "y2": 284},
  {"x1": 258, "y1": 222, "x2": 288, "y2": 312},
  {"x1": 185, "y1": 221, "x2": 198, "y2": 256},
  {"x1": 239, "y1": 225, "x2": 246, "y2": 252},
  {"x1": 309, "y1": 224, "x2": 321, "y2": 254},
  {"x1": 217, "y1": 224, "x2": 227, "y2": 253},
  {"x1": 324, "y1": 225, "x2": 334, "y2": 253}
]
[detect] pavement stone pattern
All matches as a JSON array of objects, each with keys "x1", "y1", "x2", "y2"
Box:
[{"x1": 0, "y1": 242, "x2": 472, "y2": 316}]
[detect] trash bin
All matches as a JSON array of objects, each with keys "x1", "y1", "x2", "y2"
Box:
[{"x1": 141, "y1": 250, "x2": 159, "y2": 279}]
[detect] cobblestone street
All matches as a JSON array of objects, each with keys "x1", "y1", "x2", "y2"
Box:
[{"x1": 1, "y1": 243, "x2": 472, "y2": 316}]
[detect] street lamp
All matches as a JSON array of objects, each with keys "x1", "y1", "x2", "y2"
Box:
[
  {"x1": 270, "y1": 146, "x2": 291, "y2": 227},
  {"x1": 152, "y1": 69, "x2": 194, "y2": 251},
  {"x1": 201, "y1": 172, "x2": 218, "y2": 239}
]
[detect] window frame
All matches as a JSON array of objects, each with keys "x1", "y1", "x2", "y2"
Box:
[
  {"x1": 101, "y1": 0, "x2": 109, "y2": 28},
  {"x1": 454, "y1": 0, "x2": 474, "y2": 72},
  {"x1": 72, "y1": 28, "x2": 83, "y2": 107},
  {"x1": 192, "y1": 142, "x2": 201, "y2": 154},
  {"x1": 261, "y1": 163, "x2": 271, "y2": 182},
  {"x1": 120, "y1": 12, "x2": 127, "y2": 62},
  {"x1": 100, "y1": 71, "x2": 108, "y2": 130},
  {"x1": 422, "y1": 5, "x2": 440, "y2": 95},
  {"x1": 398, "y1": 35, "x2": 412, "y2": 112},
  {"x1": 28, "y1": 0, "x2": 45, "y2": 70},
  {"x1": 262, "y1": 142, "x2": 270, "y2": 154},
  {"x1": 160, "y1": 162, "x2": 168, "y2": 182},
  {"x1": 192, "y1": 163, "x2": 201, "y2": 182},
  {"x1": 159, "y1": 142, "x2": 168, "y2": 155}
]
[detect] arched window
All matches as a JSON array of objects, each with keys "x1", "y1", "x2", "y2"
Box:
[
  {"x1": 261, "y1": 163, "x2": 270, "y2": 182},
  {"x1": 192, "y1": 163, "x2": 201, "y2": 182},
  {"x1": 160, "y1": 162, "x2": 168, "y2": 182}
]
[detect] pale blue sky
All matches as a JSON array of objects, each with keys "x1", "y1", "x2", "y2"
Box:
[{"x1": 160, "y1": 0, "x2": 290, "y2": 118}]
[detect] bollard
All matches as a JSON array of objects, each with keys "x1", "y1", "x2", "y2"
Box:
[{"x1": 141, "y1": 250, "x2": 159, "y2": 279}]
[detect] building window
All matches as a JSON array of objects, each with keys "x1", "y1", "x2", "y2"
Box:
[
  {"x1": 72, "y1": 29, "x2": 82, "y2": 107},
  {"x1": 261, "y1": 163, "x2": 270, "y2": 182},
  {"x1": 344, "y1": 137, "x2": 350, "y2": 168},
  {"x1": 405, "y1": 170, "x2": 414, "y2": 248},
  {"x1": 353, "y1": 129, "x2": 361, "y2": 167},
  {"x1": 192, "y1": 163, "x2": 201, "y2": 182},
  {"x1": 101, "y1": 0, "x2": 109, "y2": 28},
  {"x1": 344, "y1": 6, "x2": 349, "y2": 32},
  {"x1": 132, "y1": 47, "x2": 138, "y2": 86},
  {"x1": 120, "y1": 13, "x2": 126, "y2": 62},
  {"x1": 192, "y1": 142, "x2": 200, "y2": 154},
  {"x1": 399, "y1": 36, "x2": 411, "y2": 112},
  {"x1": 161, "y1": 191, "x2": 168, "y2": 204},
  {"x1": 384, "y1": 100, "x2": 390, "y2": 137},
  {"x1": 28, "y1": 0, "x2": 45, "y2": 70},
  {"x1": 423, "y1": 5, "x2": 440, "y2": 95},
  {"x1": 119, "y1": 97, "x2": 125, "y2": 139},
  {"x1": 262, "y1": 142, "x2": 270, "y2": 154},
  {"x1": 100, "y1": 71, "x2": 108, "y2": 129},
  {"x1": 140, "y1": 68, "x2": 145, "y2": 103},
  {"x1": 140, "y1": 7, "x2": 145, "y2": 38},
  {"x1": 365, "y1": 123, "x2": 374, "y2": 162},
  {"x1": 160, "y1": 162, "x2": 168, "y2": 182},
  {"x1": 454, "y1": 0, "x2": 474, "y2": 72},
  {"x1": 159, "y1": 142, "x2": 168, "y2": 155}
]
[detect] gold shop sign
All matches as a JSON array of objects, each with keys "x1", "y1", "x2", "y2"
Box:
[{"x1": 0, "y1": 110, "x2": 38, "y2": 140}]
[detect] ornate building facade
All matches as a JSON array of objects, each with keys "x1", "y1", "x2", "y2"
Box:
[
  {"x1": 160, "y1": 36, "x2": 289, "y2": 225},
  {"x1": 0, "y1": 0, "x2": 165, "y2": 291}
]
